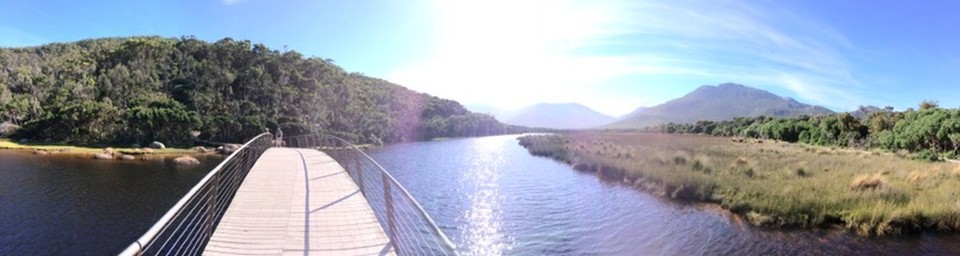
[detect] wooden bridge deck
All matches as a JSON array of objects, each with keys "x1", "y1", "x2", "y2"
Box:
[{"x1": 204, "y1": 148, "x2": 393, "y2": 256}]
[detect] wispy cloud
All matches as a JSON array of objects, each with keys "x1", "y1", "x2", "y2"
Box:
[
  {"x1": 388, "y1": 0, "x2": 864, "y2": 115},
  {"x1": 604, "y1": 0, "x2": 865, "y2": 109}
]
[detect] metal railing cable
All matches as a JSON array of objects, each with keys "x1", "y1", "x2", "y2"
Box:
[
  {"x1": 285, "y1": 133, "x2": 459, "y2": 256},
  {"x1": 118, "y1": 133, "x2": 274, "y2": 256}
]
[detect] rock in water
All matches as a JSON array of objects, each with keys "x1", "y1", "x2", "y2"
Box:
[
  {"x1": 93, "y1": 153, "x2": 114, "y2": 160},
  {"x1": 173, "y1": 155, "x2": 200, "y2": 165},
  {"x1": 119, "y1": 154, "x2": 136, "y2": 160},
  {"x1": 219, "y1": 144, "x2": 241, "y2": 154},
  {"x1": 149, "y1": 141, "x2": 166, "y2": 149}
]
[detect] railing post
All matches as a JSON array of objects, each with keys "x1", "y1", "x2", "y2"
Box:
[
  {"x1": 205, "y1": 172, "x2": 219, "y2": 238},
  {"x1": 355, "y1": 155, "x2": 364, "y2": 195},
  {"x1": 383, "y1": 172, "x2": 397, "y2": 252}
]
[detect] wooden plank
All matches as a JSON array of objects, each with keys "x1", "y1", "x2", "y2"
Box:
[{"x1": 204, "y1": 148, "x2": 394, "y2": 255}]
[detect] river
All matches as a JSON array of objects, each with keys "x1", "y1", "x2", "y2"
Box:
[
  {"x1": 4, "y1": 135, "x2": 960, "y2": 255},
  {"x1": 367, "y1": 134, "x2": 960, "y2": 255},
  {"x1": 0, "y1": 151, "x2": 221, "y2": 255}
]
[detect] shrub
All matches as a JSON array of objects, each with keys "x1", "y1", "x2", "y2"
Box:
[
  {"x1": 692, "y1": 160, "x2": 703, "y2": 171},
  {"x1": 913, "y1": 149, "x2": 940, "y2": 162},
  {"x1": 674, "y1": 156, "x2": 687, "y2": 165}
]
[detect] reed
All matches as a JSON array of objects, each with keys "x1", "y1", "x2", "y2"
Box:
[{"x1": 518, "y1": 132, "x2": 960, "y2": 236}]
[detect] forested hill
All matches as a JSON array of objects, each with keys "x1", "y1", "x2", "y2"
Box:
[{"x1": 0, "y1": 36, "x2": 524, "y2": 146}]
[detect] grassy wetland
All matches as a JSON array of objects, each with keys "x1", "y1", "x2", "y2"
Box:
[{"x1": 519, "y1": 132, "x2": 960, "y2": 236}]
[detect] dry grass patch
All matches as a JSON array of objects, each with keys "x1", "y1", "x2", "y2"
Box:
[
  {"x1": 519, "y1": 132, "x2": 960, "y2": 236},
  {"x1": 906, "y1": 171, "x2": 928, "y2": 183},
  {"x1": 850, "y1": 173, "x2": 886, "y2": 191}
]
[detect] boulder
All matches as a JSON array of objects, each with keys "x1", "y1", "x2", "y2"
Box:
[
  {"x1": 33, "y1": 149, "x2": 49, "y2": 155},
  {"x1": 172, "y1": 155, "x2": 201, "y2": 165},
  {"x1": 132, "y1": 143, "x2": 141, "y2": 148},
  {"x1": 93, "y1": 153, "x2": 114, "y2": 160},
  {"x1": 0, "y1": 122, "x2": 19, "y2": 137},
  {"x1": 219, "y1": 144, "x2": 241, "y2": 154},
  {"x1": 18, "y1": 138, "x2": 30, "y2": 143},
  {"x1": 119, "y1": 154, "x2": 136, "y2": 160},
  {"x1": 192, "y1": 146, "x2": 211, "y2": 153},
  {"x1": 149, "y1": 141, "x2": 166, "y2": 149},
  {"x1": 104, "y1": 147, "x2": 116, "y2": 156}
]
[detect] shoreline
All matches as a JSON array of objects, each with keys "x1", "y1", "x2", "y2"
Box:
[{"x1": 0, "y1": 139, "x2": 220, "y2": 160}]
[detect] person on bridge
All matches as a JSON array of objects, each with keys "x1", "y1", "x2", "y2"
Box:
[{"x1": 275, "y1": 127, "x2": 284, "y2": 147}]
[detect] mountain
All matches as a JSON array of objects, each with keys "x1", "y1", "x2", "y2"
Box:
[
  {"x1": 616, "y1": 106, "x2": 648, "y2": 121},
  {"x1": 607, "y1": 83, "x2": 834, "y2": 128},
  {"x1": 465, "y1": 103, "x2": 514, "y2": 121},
  {"x1": 504, "y1": 103, "x2": 615, "y2": 129},
  {"x1": 849, "y1": 105, "x2": 886, "y2": 119}
]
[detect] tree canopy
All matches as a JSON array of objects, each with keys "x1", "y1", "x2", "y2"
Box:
[
  {"x1": 645, "y1": 103, "x2": 960, "y2": 160},
  {"x1": 0, "y1": 36, "x2": 524, "y2": 146}
]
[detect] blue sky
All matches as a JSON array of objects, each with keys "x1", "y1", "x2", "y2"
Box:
[{"x1": 2, "y1": 0, "x2": 959, "y2": 116}]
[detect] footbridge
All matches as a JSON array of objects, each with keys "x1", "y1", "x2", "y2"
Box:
[{"x1": 118, "y1": 133, "x2": 457, "y2": 256}]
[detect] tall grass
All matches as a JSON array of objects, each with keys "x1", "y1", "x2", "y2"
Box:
[{"x1": 518, "y1": 133, "x2": 960, "y2": 236}]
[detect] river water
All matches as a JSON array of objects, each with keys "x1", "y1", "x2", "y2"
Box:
[
  {"x1": 367, "y1": 134, "x2": 960, "y2": 255},
  {"x1": 4, "y1": 135, "x2": 960, "y2": 255},
  {"x1": 0, "y1": 151, "x2": 221, "y2": 255}
]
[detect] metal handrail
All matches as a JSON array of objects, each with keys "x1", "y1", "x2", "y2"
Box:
[
  {"x1": 118, "y1": 133, "x2": 274, "y2": 256},
  {"x1": 285, "y1": 133, "x2": 459, "y2": 256}
]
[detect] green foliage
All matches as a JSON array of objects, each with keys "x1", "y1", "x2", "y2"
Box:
[
  {"x1": 0, "y1": 36, "x2": 526, "y2": 146},
  {"x1": 646, "y1": 102, "x2": 960, "y2": 160}
]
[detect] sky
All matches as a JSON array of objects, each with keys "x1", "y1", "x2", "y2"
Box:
[{"x1": 2, "y1": 0, "x2": 959, "y2": 117}]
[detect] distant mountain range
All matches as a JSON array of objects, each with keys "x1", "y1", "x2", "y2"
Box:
[
  {"x1": 504, "y1": 103, "x2": 615, "y2": 129},
  {"x1": 464, "y1": 103, "x2": 513, "y2": 121},
  {"x1": 467, "y1": 83, "x2": 834, "y2": 130},
  {"x1": 466, "y1": 103, "x2": 616, "y2": 129},
  {"x1": 606, "y1": 83, "x2": 834, "y2": 128}
]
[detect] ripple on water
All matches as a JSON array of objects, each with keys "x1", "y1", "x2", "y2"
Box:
[
  {"x1": 0, "y1": 151, "x2": 221, "y2": 255},
  {"x1": 368, "y1": 135, "x2": 960, "y2": 255}
]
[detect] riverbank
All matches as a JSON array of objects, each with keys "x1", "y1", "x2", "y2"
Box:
[
  {"x1": 518, "y1": 132, "x2": 960, "y2": 236},
  {"x1": 0, "y1": 139, "x2": 210, "y2": 159}
]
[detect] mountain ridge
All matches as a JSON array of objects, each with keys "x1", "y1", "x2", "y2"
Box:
[
  {"x1": 607, "y1": 83, "x2": 834, "y2": 128},
  {"x1": 504, "y1": 103, "x2": 614, "y2": 129}
]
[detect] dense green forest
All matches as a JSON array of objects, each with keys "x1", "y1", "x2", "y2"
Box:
[
  {"x1": 0, "y1": 36, "x2": 526, "y2": 146},
  {"x1": 645, "y1": 101, "x2": 960, "y2": 160}
]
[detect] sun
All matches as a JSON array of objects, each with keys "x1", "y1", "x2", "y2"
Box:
[{"x1": 388, "y1": 0, "x2": 633, "y2": 115}]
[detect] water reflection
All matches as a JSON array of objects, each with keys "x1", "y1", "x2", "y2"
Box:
[
  {"x1": 0, "y1": 151, "x2": 221, "y2": 255},
  {"x1": 459, "y1": 136, "x2": 510, "y2": 254},
  {"x1": 369, "y1": 135, "x2": 960, "y2": 255}
]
